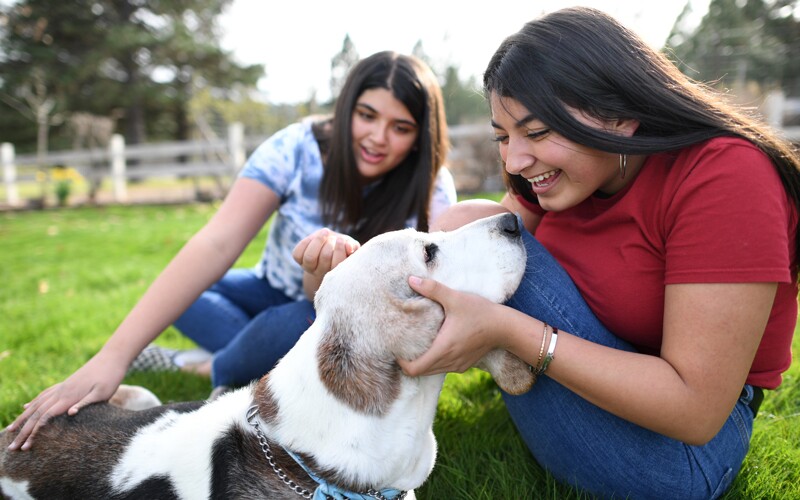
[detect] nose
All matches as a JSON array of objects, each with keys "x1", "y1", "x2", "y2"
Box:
[
  {"x1": 369, "y1": 121, "x2": 388, "y2": 145},
  {"x1": 498, "y1": 213, "x2": 520, "y2": 239},
  {"x1": 505, "y1": 138, "x2": 534, "y2": 175}
]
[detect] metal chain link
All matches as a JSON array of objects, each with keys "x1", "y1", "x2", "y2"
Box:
[
  {"x1": 246, "y1": 405, "x2": 407, "y2": 500},
  {"x1": 247, "y1": 405, "x2": 313, "y2": 499},
  {"x1": 368, "y1": 489, "x2": 407, "y2": 500}
]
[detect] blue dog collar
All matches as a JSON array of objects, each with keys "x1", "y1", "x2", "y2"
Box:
[{"x1": 284, "y1": 448, "x2": 406, "y2": 500}]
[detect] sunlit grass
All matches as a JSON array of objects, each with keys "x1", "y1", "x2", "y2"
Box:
[{"x1": 1, "y1": 202, "x2": 797, "y2": 499}]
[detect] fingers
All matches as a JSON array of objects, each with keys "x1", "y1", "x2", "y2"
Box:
[
  {"x1": 408, "y1": 275, "x2": 451, "y2": 304},
  {"x1": 6, "y1": 385, "x2": 54, "y2": 432},
  {"x1": 292, "y1": 228, "x2": 330, "y2": 266},
  {"x1": 6, "y1": 383, "x2": 109, "y2": 451},
  {"x1": 329, "y1": 237, "x2": 357, "y2": 269},
  {"x1": 291, "y1": 236, "x2": 312, "y2": 265},
  {"x1": 398, "y1": 348, "x2": 444, "y2": 377},
  {"x1": 7, "y1": 390, "x2": 67, "y2": 451},
  {"x1": 293, "y1": 229, "x2": 360, "y2": 275},
  {"x1": 398, "y1": 328, "x2": 475, "y2": 377}
]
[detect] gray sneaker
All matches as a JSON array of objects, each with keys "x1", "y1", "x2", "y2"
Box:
[{"x1": 208, "y1": 385, "x2": 233, "y2": 401}]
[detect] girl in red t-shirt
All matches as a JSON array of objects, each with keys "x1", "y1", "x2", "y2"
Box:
[{"x1": 400, "y1": 7, "x2": 800, "y2": 500}]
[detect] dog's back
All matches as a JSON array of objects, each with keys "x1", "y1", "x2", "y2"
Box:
[{"x1": 0, "y1": 401, "x2": 202, "y2": 499}]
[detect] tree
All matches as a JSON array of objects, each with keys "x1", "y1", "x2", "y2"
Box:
[
  {"x1": 329, "y1": 34, "x2": 359, "y2": 103},
  {"x1": 0, "y1": 0, "x2": 264, "y2": 151},
  {"x1": 0, "y1": 66, "x2": 62, "y2": 163},
  {"x1": 412, "y1": 39, "x2": 435, "y2": 71},
  {"x1": 440, "y1": 66, "x2": 488, "y2": 125},
  {"x1": 666, "y1": 0, "x2": 800, "y2": 95}
]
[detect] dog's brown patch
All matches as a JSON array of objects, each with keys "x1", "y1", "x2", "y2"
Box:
[
  {"x1": 316, "y1": 320, "x2": 400, "y2": 416},
  {"x1": 252, "y1": 374, "x2": 279, "y2": 425}
]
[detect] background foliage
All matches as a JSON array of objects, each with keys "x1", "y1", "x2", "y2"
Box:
[{"x1": 5, "y1": 0, "x2": 795, "y2": 158}]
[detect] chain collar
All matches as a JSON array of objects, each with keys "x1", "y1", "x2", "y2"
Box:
[{"x1": 245, "y1": 405, "x2": 407, "y2": 500}]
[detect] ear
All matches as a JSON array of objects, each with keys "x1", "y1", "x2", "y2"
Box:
[
  {"x1": 476, "y1": 349, "x2": 535, "y2": 395},
  {"x1": 389, "y1": 295, "x2": 445, "y2": 361},
  {"x1": 608, "y1": 117, "x2": 640, "y2": 137},
  {"x1": 316, "y1": 315, "x2": 400, "y2": 416}
]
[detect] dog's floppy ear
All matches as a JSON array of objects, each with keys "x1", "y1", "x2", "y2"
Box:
[
  {"x1": 316, "y1": 314, "x2": 401, "y2": 416},
  {"x1": 476, "y1": 350, "x2": 535, "y2": 395},
  {"x1": 391, "y1": 295, "x2": 445, "y2": 361}
]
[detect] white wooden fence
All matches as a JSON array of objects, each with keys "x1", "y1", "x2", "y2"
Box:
[
  {"x1": 1, "y1": 123, "x2": 255, "y2": 208},
  {"x1": 2, "y1": 98, "x2": 799, "y2": 209},
  {"x1": 0, "y1": 123, "x2": 502, "y2": 208}
]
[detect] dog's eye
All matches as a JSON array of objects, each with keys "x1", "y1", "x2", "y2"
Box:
[{"x1": 424, "y1": 243, "x2": 438, "y2": 264}]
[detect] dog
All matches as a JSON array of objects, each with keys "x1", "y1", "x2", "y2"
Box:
[{"x1": 0, "y1": 213, "x2": 533, "y2": 499}]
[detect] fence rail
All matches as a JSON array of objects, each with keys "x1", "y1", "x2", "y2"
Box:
[
  {"x1": 1, "y1": 123, "x2": 257, "y2": 208},
  {"x1": 2, "y1": 103, "x2": 799, "y2": 209},
  {"x1": 0, "y1": 122, "x2": 507, "y2": 209}
]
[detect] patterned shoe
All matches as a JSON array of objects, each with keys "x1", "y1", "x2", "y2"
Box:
[{"x1": 128, "y1": 344, "x2": 181, "y2": 373}]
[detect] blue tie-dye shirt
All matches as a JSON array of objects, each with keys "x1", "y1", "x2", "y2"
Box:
[{"x1": 239, "y1": 118, "x2": 458, "y2": 300}]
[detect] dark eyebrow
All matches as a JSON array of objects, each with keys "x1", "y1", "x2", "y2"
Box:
[
  {"x1": 355, "y1": 102, "x2": 418, "y2": 129},
  {"x1": 491, "y1": 113, "x2": 538, "y2": 129},
  {"x1": 355, "y1": 102, "x2": 377, "y2": 114}
]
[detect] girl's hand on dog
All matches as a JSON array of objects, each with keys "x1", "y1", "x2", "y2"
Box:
[
  {"x1": 293, "y1": 228, "x2": 360, "y2": 278},
  {"x1": 7, "y1": 353, "x2": 126, "y2": 451},
  {"x1": 399, "y1": 275, "x2": 510, "y2": 376}
]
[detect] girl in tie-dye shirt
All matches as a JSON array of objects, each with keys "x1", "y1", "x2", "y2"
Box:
[{"x1": 7, "y1": 52, "x2": 457, "y2": 449}]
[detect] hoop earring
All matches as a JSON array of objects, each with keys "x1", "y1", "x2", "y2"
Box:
[{"x1": 619, "y1": 154, "x2": 628, "y2": 179}]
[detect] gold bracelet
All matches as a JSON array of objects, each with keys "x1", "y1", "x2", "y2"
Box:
[{"x1": 530, "y1": 322, "x2": 549, "y2": 375}]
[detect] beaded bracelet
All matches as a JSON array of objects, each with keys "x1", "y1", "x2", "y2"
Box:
[
  {"x1": 538, "y1": 327, "x2": 559, "y2": 374},
  {"x1": 529, "y1": 322, "x2": 550, "y2": 374}
]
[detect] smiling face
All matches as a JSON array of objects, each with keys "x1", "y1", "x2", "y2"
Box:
[
  {"x1": 490, "y1": 93, "x2": 639, "y2": 211},
  {"x1": 351, "y1": 88, "x2": 420, "y2": 185}
]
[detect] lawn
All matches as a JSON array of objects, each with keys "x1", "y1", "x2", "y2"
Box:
[{"x1": 1, "y1": 203, "x2": 798, "y2": 499}]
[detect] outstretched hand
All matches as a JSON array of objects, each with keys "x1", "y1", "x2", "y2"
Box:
[
  {"x1": 6, "y1": 353, "x2": 126, "y2": 451},
  {"x1": 292, "y1": 228, "x2": 360, "y2": 279},
  {"x1": 398, "y1": 275, "x2": 506, "y2": 377}
]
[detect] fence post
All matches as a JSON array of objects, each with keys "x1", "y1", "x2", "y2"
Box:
[
  {"x1": 1, "y1": 142, "x2": 19, "y2": 207},
  {"x1": 227, "y1": 122, "x2": 245, "y2": 174},
  {"x1": 762, "y1": 89, "x2": 786, "y2": 129},
  {"x1": 110, "y1": 134, "x2": 127, "y2": 202}
]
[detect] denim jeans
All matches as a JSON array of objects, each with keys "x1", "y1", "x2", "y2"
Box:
[
  {"x1": 503, "y1": 230, "x2": 756, "y2": 499},
  {"x1": 173, "y1": 268, "x2": 316, "y2": 387}
]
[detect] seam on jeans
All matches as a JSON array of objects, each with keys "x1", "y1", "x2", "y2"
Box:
[
  {"x1": 731, "y1": 400, "x2": 753, "y2": 449},
  {"x1": 685, "y1": 404, "x2": 751, "y2": 499},
  {"x1": 524, "y1": 274, "x2": 580, "y2": 335},
  {"x1": 710, "y1": 467, "x2": 734, "y2": 500}
]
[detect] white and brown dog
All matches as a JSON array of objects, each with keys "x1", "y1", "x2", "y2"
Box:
[{"x1": 0, "y1": 213, "x2": 533, "y2": 499}]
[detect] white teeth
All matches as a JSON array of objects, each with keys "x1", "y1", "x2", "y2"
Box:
[{"x1": 529, "y1": 170, "x2": 559, "y2": 184}]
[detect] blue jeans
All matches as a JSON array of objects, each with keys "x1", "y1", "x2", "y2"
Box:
[
  {"x1": 173, "y1": 269, "x2": 316, "y2": 387},
  {"x1": 503, "y1": 230, "x2": 756, "y2": 499}
]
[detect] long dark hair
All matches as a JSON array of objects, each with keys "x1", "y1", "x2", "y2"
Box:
[
  {"x1": 484, "y1": 7, "x2": 800, "y2": 263},
  {"x1": 318, "y1": 51, "x2": 448, "y2": 243}
]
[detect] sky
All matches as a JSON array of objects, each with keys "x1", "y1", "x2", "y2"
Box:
[{"x1": 219, "y1": 0, "x2": 711, "y2": 104}]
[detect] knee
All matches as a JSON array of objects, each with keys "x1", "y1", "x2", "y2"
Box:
[{"x1": 431, "y1": 199, "x2": 510, "y2": 232}]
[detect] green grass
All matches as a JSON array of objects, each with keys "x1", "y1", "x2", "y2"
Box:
[{"x1": 1, "y1": 203, "x2": 798, "y2": 499}]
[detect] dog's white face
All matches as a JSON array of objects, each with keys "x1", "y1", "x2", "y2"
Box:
[{"x1": 314, "y1": 212, "x2": 533, "y2": 399}]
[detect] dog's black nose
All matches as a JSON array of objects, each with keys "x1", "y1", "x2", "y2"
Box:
[{"x1": 499, "y1": 213, "x2": 520, "y2": 238}]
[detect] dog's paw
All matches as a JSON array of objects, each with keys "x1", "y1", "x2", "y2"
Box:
[
  {"x1": 476, "y1": 350, "x2": 536, "y2": 395},
  {"x1": 109, "y1": 384, "x2": 162, "y2": 410}
]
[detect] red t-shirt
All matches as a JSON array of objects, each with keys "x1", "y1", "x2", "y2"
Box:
[{"x1": 517, "y1": 137, "x2": 797, "y2": 389}]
